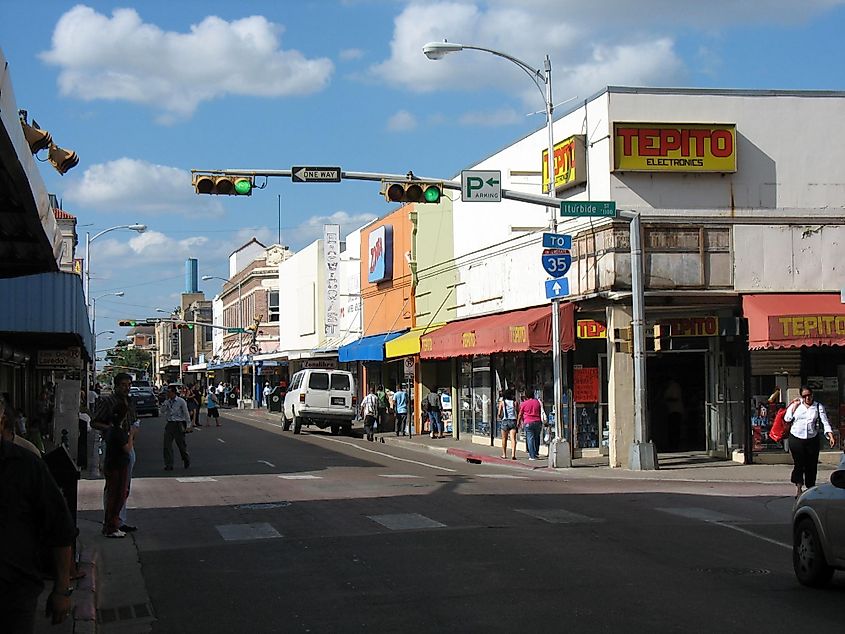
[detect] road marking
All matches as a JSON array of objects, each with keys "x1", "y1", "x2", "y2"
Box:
[
  {"x1": 712, "y1": 522, "x2": 791, "y2": 550},
  {"x1": 378, "y1": 474, "x2": 422, "y2": 479},
  {"x1": 216, "y1": 522, "x2": 281, "y2": 541},
  {"x1": 476, "y1": 474, "x2": 528, "y2": 479},
  {"x1": 278, "y1": 474, "x2": 322, "y2": 480},
  {"x1": 368, "y1": 513, "x2": 446, "y2": 530},
  {"x1": 258, "y1": 460, "x2": 276, "y2": 468},
  {"x1": 515, "y1": 508, "x2": 601, "y2": 524},
  {"x1": 321, "y1": 437, "x2": 457, "y2": 472},
  {"x1": 656, "y1": 507, "x2": 746, "y2": 523},
  {"x1": 217, "y1": 438, "x2": 226, "y2": 443},
  {"x1": 176, "y1": 477, "x2": 217, "y2": 483}
]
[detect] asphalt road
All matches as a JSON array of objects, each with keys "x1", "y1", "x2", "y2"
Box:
[{"x1": 77, "y1": 410, "x2": 845, "y2": 633}]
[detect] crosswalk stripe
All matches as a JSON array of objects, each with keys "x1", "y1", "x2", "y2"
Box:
[
  {"x1": 378, "y1": 474, "x2": 422, "y2": 479},
  {"x1": 216, "y1": 522, "x2": 281, "y2": 541},
  {"x1": 656, "y1": 507, "x2": 746, "y2": 523},
  {"x1": 515, "y1": 508, "x2": 601, "y2": 524},
  {"x1": 176, "y1": 477, "x2": 217, "y2": 483},
  {"x1": 476, "y1": 474, "x2": 528, "y2": 479},
  {"x1": 368, "y1": 513, "x2": 445, "y2": 530},
  {"x1": 277, "y1": 474, "x2": 322, "y2": 480}
]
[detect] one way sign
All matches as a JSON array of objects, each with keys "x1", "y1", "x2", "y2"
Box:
[{"x1": 291, "y1": 166, "x2": 342, "y2": 183}]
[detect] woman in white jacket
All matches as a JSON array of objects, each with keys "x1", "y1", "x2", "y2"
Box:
[{"x1": 784, "y1": 385, "x2": 836, "y2": 497}]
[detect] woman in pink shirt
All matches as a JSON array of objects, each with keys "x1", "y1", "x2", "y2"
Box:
[{"x1": 517, "y1": 389, "x2": 543, "y2": 460}]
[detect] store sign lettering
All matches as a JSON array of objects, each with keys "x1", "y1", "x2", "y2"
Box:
[
  {"x1": 541, "y1": 134, "x2": 587, "y2": 193},
  {"x1": 770, "y1": 314, "x2": 845, "y2": 339},
  {"x1": 577, "y1": 319, "x2": 606, "y2": 339},
  {"x1": 664, "y1": 316, "x2": 718, "y2": 337},
  {"x1": 421, "y1": 338, "x2": 433, "y2": 352},
  {"x1": 462, "y1": 332, "x2": 476, "y2": 348},
  {"x1": 367, "y1": 225, "x2": 393, "y2": 283},
  {"x1": 509, "y1": 326, "x2": 527, "y2": 344},
  {"x1": 613, "y1": 123, "x2": 737, "y2": 173}
]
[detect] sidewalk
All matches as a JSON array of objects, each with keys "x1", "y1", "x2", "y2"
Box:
[{"x1": 227, "y1": 407, "x2": 844, "y2": 485}]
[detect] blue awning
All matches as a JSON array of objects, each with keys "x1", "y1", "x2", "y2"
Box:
[
  {"x1": 0, "y1": 271, "x2": 94, "y2": 360},
  {"x1": 338, "y1": 331, "x2": 406, "y2": 362}
]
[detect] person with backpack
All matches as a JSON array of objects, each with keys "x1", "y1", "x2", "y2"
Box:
[
  {"x1": 784, "y1": 385, "x2": 836, "y2": 497},
  {"x1": 426, "y1": 389, "x2": 444, "y2": 439},
  {"x1": 498, "y1": 388, "x2": 519, "y2": 459},
  {"x1": 376, "y1": 385, "x2": 390, "y2": 432}
]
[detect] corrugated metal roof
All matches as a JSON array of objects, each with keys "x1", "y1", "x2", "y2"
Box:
[{"x1": 0, "y1": 271, "x2": 94, "y2": 359}]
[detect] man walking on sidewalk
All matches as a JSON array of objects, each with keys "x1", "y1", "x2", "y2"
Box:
[
  {"x1": 161, "y1": 385, "x2": 191, "y2": 471},
  {"x1": 392, "y1": 384, "x2": 408, "y2": 436},
  {"x1": 361, "y1": 385, "x2": 378, "y2": 442}
]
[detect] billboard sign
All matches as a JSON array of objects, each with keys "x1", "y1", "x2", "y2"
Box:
[
  {"x1": 367, "y1": 224, "x2": 393, "y2": 284},
  {"x1": 613, "y1": 123, "x2": 737, "y2": 172},
  {"x1": 542, "y1": 134, "x2": 587, "y2": 193}
]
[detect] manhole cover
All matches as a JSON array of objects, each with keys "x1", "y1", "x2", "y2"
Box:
[
  {"x1": 694, "y1": 567, "x2": 771, "y2": 576},
  {"x1": 234, "y1": 501, "x2": 291, "y2": 510}
]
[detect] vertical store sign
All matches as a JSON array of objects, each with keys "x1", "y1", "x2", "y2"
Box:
[
  {"x1": 324, "y1": 224, "x2": 340, "y2": 336},
  {"x1": 368, "y1": 225, "x2": 394, "y2": 283}
]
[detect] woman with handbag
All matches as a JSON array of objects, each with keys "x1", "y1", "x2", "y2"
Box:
[
  {"x1": 497, "y1": 389, "x2": 518, "y2": 459},
  {"x1": 784, "y1": 386, "x2": 836, "y2": 498}
]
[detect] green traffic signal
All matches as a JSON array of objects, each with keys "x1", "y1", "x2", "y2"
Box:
[
  {"x1": 234, "y1": 178, "x2": 252, "y2": 195},
  {"x1": 424, "y1": 185, "x2": 441, "y2": 203},
  {"x1": 382, "y1": 180, "x2": 443, "y2": 204}
]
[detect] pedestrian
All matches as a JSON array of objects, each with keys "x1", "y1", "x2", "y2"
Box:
[
  {"x1": 426, "y1": 389, "x2": 444, "y2": 439},
  {"x1": 263, "y1": 382, "x2": 272, "y2": 409},
  {"x1": 784, "y1": 385, "x2": 836, "y2": 497},
  {"x1": 186, "y1": 383, "x2": 201, "y2": 428},
  {"x1": 0, "y1": 397, "x2": 40, "y2": 457},
  {"x1": 392, "y1": 384, "x2": 408, "y2": 436},
  {"x1": 376, "y1": 384, "x2": 390, "y2": 431},
  {"x1": 206, "y1": 389, "x2": 221, "y2": 427},
  {"x1": 118, "y1": 415, "x2": 140, "y2": 533},
  {"x1": 161, "y1": 385, "x2": 191, "y2": 471},
  {"x1": 92, "y1": 373, "x2": 136, "y2": 538},
  {"x1": 517, "y1": 388, "x2": 543, "y2": 460},
  {"x1": 498, "y1": 388, "x2": 519, "y2": 459},
  {"x1": 361, "y1": 385, "x2": 379, "y2": 442},
  {"x1": 0, "y1": 396, "x2": 77, "y2": 632}
]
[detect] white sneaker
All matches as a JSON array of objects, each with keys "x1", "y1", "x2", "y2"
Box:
[{"x1": 105, "y1": 530, "x2": 126, "y2": 538}]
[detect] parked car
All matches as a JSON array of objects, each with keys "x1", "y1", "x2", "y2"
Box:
[
  {"x1": 282, "y1": 369, "x2": 356, "y2": 435},
  {"x1": 130, "y1": 386, "x2": 159, "y2": 417},
  {"x1": 792, "y1": 461, "x2": 845, "y2": 586}
]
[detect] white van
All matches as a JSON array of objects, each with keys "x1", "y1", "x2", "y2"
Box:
[{"x1": 282, "y1": 369, "x2": 356, "y2": 435}]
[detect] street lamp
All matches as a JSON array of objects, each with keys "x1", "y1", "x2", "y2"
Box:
[
  {"x1": 91, "y1": 291, "x2": 124, "y2": 379},
  {"x1": 423, "y1": 40, "x2": 570, "y2": 466},
  {"x1": 84, "y1": 223, "x2": 146, "y2": 312},
  {"x1": 203, "y1": 274, "x2": 245, "y2": 409}
]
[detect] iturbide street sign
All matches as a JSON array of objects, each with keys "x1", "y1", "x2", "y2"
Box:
[
  {"x1": 541, "y1": 248, "x2": 572, "y2": 278},
  {"x1": 545, "y1": 278, "x2": 570, "y2": 300},
  {"x1": 542, "y1": 233, "x2": 571, "y2": 250},
  {"x1": 291, "y1": 166, "x2": 342, "y2": 183},
  {"x1": 559, "y1": 200, "x2": 617, "y2": 217}
]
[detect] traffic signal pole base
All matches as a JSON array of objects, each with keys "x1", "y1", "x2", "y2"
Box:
[
  {"x1": 548, "y1": 438, "x2": 572, "y2": 468},
  {"x1": 628, "y1": 441, "x2": 658, "y2": 471}
]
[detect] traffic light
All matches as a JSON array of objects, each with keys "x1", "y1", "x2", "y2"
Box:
[
  {"x1": 174, "y1": 321, "x2": 194, "y2": 330},
  {"x1": 118, "y1": 320, "x2": 139, "y2": 327},
  {"x1": 192, "y1": 173, "x2": 253, "y2": 196},
  {"x1": 613, "y1": 325, "x2": 633, "y2": 355},
  {"x1": 381, "y1": 180, "x2": 442, "y2": 204}
]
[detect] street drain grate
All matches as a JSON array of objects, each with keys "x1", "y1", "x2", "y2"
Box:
[
  {"x1": 234, "y1": 501, "x2": 291, "y2": 510},
  {"x1": 98, "y1": 602, "x2": 154, "y2": 624},
  {"x1": 694, "y1": 567, "x2": 771, "y2": 576}
]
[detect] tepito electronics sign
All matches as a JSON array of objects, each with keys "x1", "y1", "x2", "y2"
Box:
[{"x1": 613, "y1": 123, "x2": 737, "y2": 173}]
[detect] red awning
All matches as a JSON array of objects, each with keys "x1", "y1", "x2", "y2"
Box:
[
  {"x1": 420, "y1": 304, "x2": 575, "y2": 360},
  {"x1": 742, "y1": 294, "x2": 845, "y2": 350}
]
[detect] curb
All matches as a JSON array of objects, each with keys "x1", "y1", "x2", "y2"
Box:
[
  {"x1": 446, "y1": 447, "x2": 540, "y2": 469},
  {"x1": 74, "y1": 544, "x2": 97, "y2": 632}
]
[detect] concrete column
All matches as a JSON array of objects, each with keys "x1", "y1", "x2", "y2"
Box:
[{"x1": 606, "y1": 304, "x2": 635, "y2": 468}]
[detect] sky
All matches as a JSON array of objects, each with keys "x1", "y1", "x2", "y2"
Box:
[{"x1": 2, "y1": 0, "x2": 844, "y2": 352}]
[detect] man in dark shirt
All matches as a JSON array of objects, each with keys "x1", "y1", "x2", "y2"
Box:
[
  {"x1": 0, "y1": 399, "x2": 76, "y2": 632},
  {"x1": 93, "y1": 373, "x2": 134, "y2": 538}
]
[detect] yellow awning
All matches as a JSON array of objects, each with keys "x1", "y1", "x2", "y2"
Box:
[{"x1": 385, "y1": 323, "x2": 445, "y2": 358}]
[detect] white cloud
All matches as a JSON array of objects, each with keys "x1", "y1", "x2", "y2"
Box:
[
  {"x1": 63, "y1": 158, "x2": 225, "y2": 217},
  {"x1": 459, "y1": 107, "x2": 522, "y2": 126},
  {"x1": 369, "y1": 0, "x2": 843, "y2": 106},
  {"x1": 40, "y1": 5, "x2": 334, "y2": 121},
  {"x1": 387, "y1": 110, "x2": 418, "y2": 131},
  {"x1": 339, "y1": 48, "x2": 365, "y2": 61},
  {"x1": 285, "y1": 211, "x2": 378, "y2": 247}
]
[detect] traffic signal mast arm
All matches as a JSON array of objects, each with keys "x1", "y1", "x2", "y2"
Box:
[{"x1": 191, "y1": 168, "x2": 623, "y2": 214}]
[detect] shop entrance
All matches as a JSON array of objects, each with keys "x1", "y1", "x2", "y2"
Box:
[{"x1": 647, "y1": 352, "x2": 706, "y2": 452}]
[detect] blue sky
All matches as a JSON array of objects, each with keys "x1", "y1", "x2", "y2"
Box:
[{"x1": 2, "y1": 0, "x2": 844, "y2": 349}]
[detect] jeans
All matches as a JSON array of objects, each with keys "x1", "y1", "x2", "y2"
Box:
[
  {"x1": 103, "y1": 464, "x2": 129, "y2": 534},
  {"x1": 120, "y1": 446, "x2": 136, "y2": 525},
  {"x1": 524, "y1": 422, "x2": 542, "y2": 459},
  {"x1": 395, "y1": 412, "x2": 408, "y2": 435},
  {"x1": 428, "y1": 410, "x2": 442, "y2": 435}
]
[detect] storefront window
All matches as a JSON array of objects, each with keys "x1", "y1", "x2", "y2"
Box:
[{"x1": 458, "y1": 356, "x2": 493, "y2": 439}]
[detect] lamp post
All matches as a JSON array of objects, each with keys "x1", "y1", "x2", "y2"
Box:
[
  {"x1": 84, "y1": 223, "x2": 146, "y2": 312},
  {"x1": 92, "y1": 291, "x2": 124, "y2": 378},
  {"x1": 203, "y1": 275, "x2": 244, "y2": 409},
  {"x1": 423, "y1": 40, "x2": 570, "y2": 466}
]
